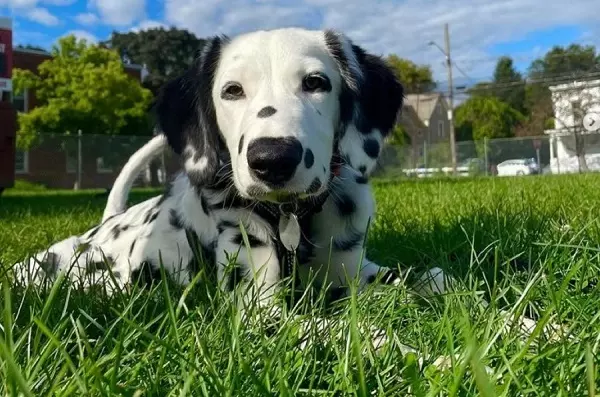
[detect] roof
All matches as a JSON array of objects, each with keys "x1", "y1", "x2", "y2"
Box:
[
  {"x1": 549, "y1": 79, "x2": 600, "y2": 93},
  {"x1": 13, "y1": 46, "x2": 144, "y2": 71},
  {"x1": 403, "y1": 93, "x2": 444, "y2": 122}
]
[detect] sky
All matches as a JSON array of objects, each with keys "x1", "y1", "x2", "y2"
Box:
[{"x1": 1, "y1": 0, "x2": 599, "y2": 92}]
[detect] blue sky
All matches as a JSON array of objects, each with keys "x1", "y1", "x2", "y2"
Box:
[{"x1": 1, "y1": 0, "x2": 599, "y2": 88}]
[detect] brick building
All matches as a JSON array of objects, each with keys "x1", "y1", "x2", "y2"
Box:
[{"x1": 10, "y1": 46, "x2": 151, "y2": 189}]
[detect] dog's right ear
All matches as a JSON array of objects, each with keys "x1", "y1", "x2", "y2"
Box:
[{"x1": 153, "y1": 36, "x2": 227, "y2": 186}]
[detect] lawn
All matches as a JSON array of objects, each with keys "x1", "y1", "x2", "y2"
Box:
[{"x1": 1, "y1": 175, "x2": 599, "y2": 396}]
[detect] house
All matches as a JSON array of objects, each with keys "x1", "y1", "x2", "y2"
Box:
[
  {"x1": 395, "y1": 92, "x2": 451, "y2": 164},
  {"x1": 8, "y1": 44, "x2": 153, "y2": 189},
  {"x1": 544, "y1": 79, "x2": 600, "y2": 174}
]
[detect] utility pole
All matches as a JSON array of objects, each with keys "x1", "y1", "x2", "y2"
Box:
[{"x1": 444, "y1": 23, "x2": 458, "y2": 175}]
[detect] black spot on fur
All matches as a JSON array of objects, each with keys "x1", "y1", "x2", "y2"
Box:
[
  {"x1": 257, "y1": 106, "x2": 277, "y2": 118},
  {"x1": 307, "y1": 178, "x2": 322, "y2": 194},
  {"x1": 382, "y1": 269, "x2": 401, "y2": 285},
  {"x1": 304, "y1": 149, "x2": 314, "y2": 169},
  {"x1": 129, "y1": 240, "x2": 136, "y2": 257},
  {"x1": 326, "y1": 286, "x2": 347, "y2": 302},
  {"x1": 228, "y1": 265, "x2": 247, "y2": 291},
  {"x1": 358, "y1": 165, "x2": 366, "y2": 174},
  {"x1": 169, "y1": 209, "x2": 184, "y2": 229},
  {"x1": 217, "y1": 220, "x2": 238, "y2": 234},
  {"x1": 200, "y1": 194, "x2": 210, "y2": 215},
  {"x1": 143, "y1": 210, "x2": 159, "y2": 224},
  {"x1": 238, "y1": 134, "x2": 245, "y2": 154},
  {"x1": 39, "y1": 252, "x2": 59, "y2": 276},
  {"x1": 363, "y1": 138, "x2": 380, "y2": 159},
  {"x1": 231, "y1": 233, "x2": 265, "y2": 248},
  {"x1": 86, "y1": 259, "x2": 113, "y2": 273},
  {"x1": 333, "y1": 231, "x2": 364, "y2": 251},
  {"x1": 334, "y1": 193, "x2": 356, "y2": 216},
  {"x1": 367, "y1": 274, "x2": 377, "y2": 284},
  {"x1": 131, "y1": 261, "x2": 162, "y2": 286},
  {"x1": 355, "y1": 174, "x2": 368, "y2": 184},
  {"x1": 87, "y1": 225, "x2": 100, "y2": 239},
  {"x1": 111, "y1": 225, "x2": 121, "y2": 240}
]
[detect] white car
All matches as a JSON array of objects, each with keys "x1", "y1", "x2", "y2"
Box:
[{"x1": 496, "y1": 158, "x2": 539, "y2": 176}]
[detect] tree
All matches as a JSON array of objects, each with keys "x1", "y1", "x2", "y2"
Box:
[
  {"x1": 102, "y1": 27, "x2": 206, "y2": 94},
  {"x1": 13, "y1": 34, "x2": 154, "y2": 149},
  {"x1": 385, "y1": 55, "x2": 436, "y2": 93},
  {"x1": 492, "y1": 56, "x2": 526, "y2": 114},
  {"x1": 466, "y1": 57, "x2": 526, "y2": 114},
  {"x1": 455, "y1": 95, "x2": 524, "y2": 141},
  {"x1": 528, "y1": 44, "x2": 600, "y2": 79}
]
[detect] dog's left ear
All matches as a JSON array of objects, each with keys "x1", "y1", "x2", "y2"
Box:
[
  {"x1": 153, "y1": 36, "x2": 228, "y2": 186},
  {"x1": 324, "y1": 30, "x2": 404, "y2": 176}
]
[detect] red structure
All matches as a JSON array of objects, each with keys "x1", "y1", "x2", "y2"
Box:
[
  {"x1": 0, "y1": 16, "x2": 150, "y2": 190},
  {"x1": 0, "y1": 17, "x2": 15, "y2": 194}
]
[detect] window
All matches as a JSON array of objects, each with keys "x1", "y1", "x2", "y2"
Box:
[
  {"x1": 438, "y1": 121, "x2": 444, "y2": 137},
  {"x1": 96, "y1": 157, "x2": 113, "y2": 173},
  {"x1": 15, "y1": 150, "x2": 29, "y2": 174},
  {"x1": 12, "y1": 89, "x2": 28, "y2": 113}
]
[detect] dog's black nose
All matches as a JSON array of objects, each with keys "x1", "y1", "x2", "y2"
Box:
[{"x1": 247, "y1": 137, "x2": 303, "y2": 186}]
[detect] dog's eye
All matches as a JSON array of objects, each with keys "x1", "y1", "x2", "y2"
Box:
[
  {"x1": 221, "y1": 82, "x2": 245, "y2": 100},
  {"x1": 302, "y1": 73, "x2": 332, "y2": 93}
]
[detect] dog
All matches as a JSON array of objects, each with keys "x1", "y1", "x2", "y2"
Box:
[
  {"x1": 11, "y1": 28, "x2": 565, "y2": 369},
  {"x1": 12, "y1": 27, "x2": 413, "y2": 299}
]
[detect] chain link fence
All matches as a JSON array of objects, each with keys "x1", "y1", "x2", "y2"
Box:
[
  {"x1": 375, "y1": 132, "x2": 600, "y2": 179},
  {"x1": 13, "y1": 133, "x2": 179, "y2": 190},
  {"x1": 12, "y1": 131, "x2": 600, "y2": 190}
]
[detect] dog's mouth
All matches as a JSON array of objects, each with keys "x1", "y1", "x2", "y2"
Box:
[{"x1": 246, "y1": 187, "x2": 315, "y2": 204}]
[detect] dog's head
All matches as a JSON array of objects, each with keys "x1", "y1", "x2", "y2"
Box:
[{"x1": 154, "y1": 28, "x2": 403, "y2": 203}]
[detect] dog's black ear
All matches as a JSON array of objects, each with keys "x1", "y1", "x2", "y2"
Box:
[
  {"x1": 323, "y1": 30, "x2": 404, "y2": 176},
  {"x1": 153, "y1": 36, "x2": 227, "y2": 186}
]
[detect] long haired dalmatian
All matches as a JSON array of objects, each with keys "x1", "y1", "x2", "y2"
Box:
[
  {"x1": 11, "y1": 28, "x2": 566, "y2": 365},
  {"x1": 12, "y1": 27, "x2": 417, "y2": 303}
]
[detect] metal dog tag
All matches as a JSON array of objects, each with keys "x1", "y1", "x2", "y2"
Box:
[{"x1": 278, "y1": 213, "x2": 301, "y2": 251}]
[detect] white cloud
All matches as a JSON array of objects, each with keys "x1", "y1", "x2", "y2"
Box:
[
  {"x1": 163, "y1": 0, "x2": 600, "y2": 82},
  {"x1": 26, "y1": 7, "x2": 59, "y2": 26},
  {"x1": 88, "y1": 0, "x2": 146, "y2": 26},
  {"x1": 131, "y1": 19, "x2": 167, "y2": 32},
  {"x1": 75, "y1": 12, "x2": 100, "y2": 26},
  {"x1": 62, "y1": 29, "x2": 98, "y2": 44},
  {"x1": 41, "y1": 0, "x2": 76, "y2": 5}
]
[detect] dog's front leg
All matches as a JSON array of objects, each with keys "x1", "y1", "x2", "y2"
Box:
[{"x1": 214, "y1": 224, "x2": 283, "y2": 320}]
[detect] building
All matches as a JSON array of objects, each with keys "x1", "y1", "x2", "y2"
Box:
[
  {"x1": 396, "y1": 92, "x2": 451, "y2": 164},
  {"x1": 544, "y1": 79, "x2": 600, "y2": 174},
  {"x1": 5, "y1": 37, "x2": 153, "y2": 189}
]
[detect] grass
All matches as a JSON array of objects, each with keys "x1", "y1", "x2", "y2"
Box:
[{"x1": 1, "y1": 174, "x2": 600, "y2": 396}]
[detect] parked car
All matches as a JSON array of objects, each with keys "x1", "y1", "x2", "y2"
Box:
[{"x1": 496, "y1": 158, "x2": 539, "y2": 176}]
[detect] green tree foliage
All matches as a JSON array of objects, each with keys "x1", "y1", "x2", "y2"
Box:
[
  {"x1": 466, "y1": 56, "x2": 526, "y2": 114},
  {"x1": 103, "y1": 27, "x2": 206, "y2": 94},
  {"x1": 492, "y1": 56, "x2": 526, "y2": 114},
  {"x1": 455, "y1": 96, "x2": 525, "y2": 142},
  {"x1": 528, "y1": 44, "x2": 600, "y2": 78},
  {"x1": 385, "y1": 55, "x2": 436, "y2": 93},
  {"x1": 387, "y1": 124, "x2": 411, "y2": 146},
  {"x1": 13, "y1": 35, "x2": 154, "y2": 149}
]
